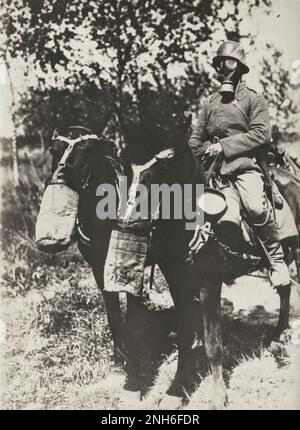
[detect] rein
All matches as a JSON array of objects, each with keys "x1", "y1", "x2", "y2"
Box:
[{"x1": 204, "y1": 152, "x2": 223, "y2": 186}]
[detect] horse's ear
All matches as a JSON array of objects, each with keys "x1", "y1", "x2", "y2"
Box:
[{"x1": 52, "y1": 128, "x2": 59, "y2": 139}]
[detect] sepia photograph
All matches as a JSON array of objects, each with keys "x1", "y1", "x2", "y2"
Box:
[{"x1": 0, "y1": 0, "x2": 300, "y2": 412}]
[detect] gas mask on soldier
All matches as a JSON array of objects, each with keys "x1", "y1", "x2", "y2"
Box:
[{"x1": 215, "y1": 58, "x2": 242, "y2": 97}]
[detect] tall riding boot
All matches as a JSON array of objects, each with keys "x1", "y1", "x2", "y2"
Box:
[{"x1": 253, "y1": 211, "x2": 290, "y2": 288}]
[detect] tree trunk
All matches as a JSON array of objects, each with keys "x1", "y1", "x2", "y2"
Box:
[
  {"x1": 11, "y1": 125, "x2": 19, "y2": 187},
  {"x1": 5, "y1": 58, "x2": 19, "y2": 187},
  {"x1": 39, "y1": 130, "x2": 45, "y2": 152}
]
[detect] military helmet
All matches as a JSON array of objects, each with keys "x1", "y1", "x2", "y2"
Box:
[{"x1": 212, "y1": 41, "x2": 249, "y2": 74}]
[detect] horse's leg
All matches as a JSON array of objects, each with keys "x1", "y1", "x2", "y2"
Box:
[
  {"x1": 118, "y1": 294, "x2": 144, "y2": 408},
  {"x1": 86, "y1": 217, "x2": 127, "y2": 368},
  {"x1": 92, "y1": 265, "x2": 126, "y2": 369},
  {"x1": 158, "y1": 263, "x2": 202, "y2": 408},
  {"x1": 103, "y1": 291, "x2": 127, "y2": 368},
  {"x1": 123, "y1": 293, "x2": 143, "y2": 393},
  {"x1": 295, "y1": 247, "x2": 300, "y2": 284},
  {"x1": 200, "y1": 279, "x2": 226, "y2": 410},
  {"x1": 167, "y1": 294, "x2": 202, "y2": 397},
  {"x1": 274, "y1": 284, "x2": 291, "y2": 339},
  {"x1": 271, "y1": 238, "x2": 293, "y2": 340},
  {"x1": 292, "y1": 241, "x2": 300, "y2": 284}
]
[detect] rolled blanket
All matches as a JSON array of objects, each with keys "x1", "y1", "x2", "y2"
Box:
[
  {"x1": 104, "y1": 229, "x2": 150, "y2": 297},
  {"x1": 35, "y1": 183, "x2": 79, "y2": 253}
]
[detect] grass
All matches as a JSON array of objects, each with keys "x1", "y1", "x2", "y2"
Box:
[
  {"x1": 0, "y1": 143, "x2": 300, "y2": 410},
  {"x1": 0, "y1": 146, "x2": 114, "y2": 409},
  {"x1": 0, "y1": 267, "x2": 114, "y2": 410}
]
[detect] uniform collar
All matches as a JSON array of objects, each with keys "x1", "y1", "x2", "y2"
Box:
[{"x1": 235, "y1": 80, "x2": 246, "y2": 100}]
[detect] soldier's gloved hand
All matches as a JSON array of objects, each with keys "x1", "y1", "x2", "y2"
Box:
[
  {"x1": 195, "y1": 140, "x2": 211, "y2": 157},
  {"x1": 205, "y1": 142, "x2": 223, "y2": 158}
]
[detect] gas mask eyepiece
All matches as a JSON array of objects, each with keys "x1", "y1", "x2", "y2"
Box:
[{"x1": 224, "y1": 58, "x2": 238, "y2": 71}]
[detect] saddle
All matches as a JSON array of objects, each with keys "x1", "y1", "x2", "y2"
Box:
[{"x1": 201, "y1": 151, "x2": 299, "y2": 281}]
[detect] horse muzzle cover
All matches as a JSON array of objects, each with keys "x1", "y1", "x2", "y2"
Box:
[{"x1": 35, "y1": 183, "x2": 79, "y2": 253}]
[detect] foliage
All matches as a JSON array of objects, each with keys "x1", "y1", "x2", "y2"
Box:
[
  {"x1": 0, "y1": 0, "x2": 278, "y2": 149},
  {"x1": 259, "y1": 45, "x2": 298, "y2": 135},
  {"x1": 1, "y1": 92, "x2": 299, "y2": 413}
]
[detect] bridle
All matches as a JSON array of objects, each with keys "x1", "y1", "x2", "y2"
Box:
[
  {"x1": 50, "y1": 127, "x2": 100, "y2": 187},
  {"x1": 49, "y1": 127, "x2": 102, "y2": 247}
]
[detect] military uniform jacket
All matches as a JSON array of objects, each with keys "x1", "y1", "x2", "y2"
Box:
[{"x1": 188, "y1": 81, "x2": 272, "y2": 176}]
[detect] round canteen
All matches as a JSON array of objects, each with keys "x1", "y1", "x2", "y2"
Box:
[{"x1": 197, "y1": 188, "x2": 228, "y2": 223}]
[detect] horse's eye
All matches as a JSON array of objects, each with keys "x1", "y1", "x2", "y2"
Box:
[
  {"x1": 51, "y1": 140, "x2": 67, "y2": 152},
  {"x1": 50, "y1": 143, "x2": 61, "y2": 152}
]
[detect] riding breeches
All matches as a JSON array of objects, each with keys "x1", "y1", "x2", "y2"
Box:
[
  {"x1": 218, "y1": 169, "x2": 284, "y2": 264},
  {"x1": 220, "y1": 170, "x2": 271, "y2": 225}
]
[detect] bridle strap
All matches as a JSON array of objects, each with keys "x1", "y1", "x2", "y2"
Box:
[
  {"x1": 54, "y1": 134, "x2": 99, "y2": 146},
  {"x1": 51, "y1": 133, "x2": 99, "y2": 184},
  {"x1": 121, "y1": 148, "x2": 175, "y2": 220}
]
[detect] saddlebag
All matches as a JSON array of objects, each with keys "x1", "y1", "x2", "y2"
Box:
[
  {"x1": 35, "y1": 183, "x2": 79, "y2": 253},
  {"x1": 104, "y1": 226, "x2": 150, "y2": 297}
]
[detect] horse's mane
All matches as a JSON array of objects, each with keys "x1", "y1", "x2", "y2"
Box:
[{"x1": 121, "y1": 114, "x2": 193, "y2": 164}]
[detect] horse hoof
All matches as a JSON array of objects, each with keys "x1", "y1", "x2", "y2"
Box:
[
  {"x1": 118, "y1": 389, "x2": 141, "y2": 409},
  {"x1": 158, "y1": 394, "x2": 183, "y2": 410}
]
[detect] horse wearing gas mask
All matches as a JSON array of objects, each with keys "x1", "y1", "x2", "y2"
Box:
[
  {"x1": 35, "y1": 116, "x2": 299, "y2": 409},
  {"x1": 35, "y1": 126, "x2": 127, "y2": 369}
]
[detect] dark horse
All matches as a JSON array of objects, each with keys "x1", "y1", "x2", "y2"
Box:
[
  {"x1": 48, "y1": 126, "x2": 127, "y2": 369},
  {"x1": 97, "y1": 115, "x2": 298, "y2": 409},
  {"x1": 45, "y1": 121, "x2": 298, "y2": 409}
]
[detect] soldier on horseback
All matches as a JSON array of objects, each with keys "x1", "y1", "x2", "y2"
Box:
[{"x1": 189, "y1": 40, "x2": 290, "y2": 289}]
